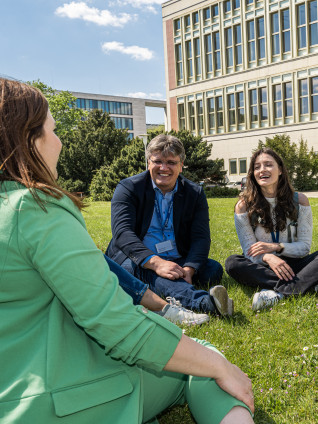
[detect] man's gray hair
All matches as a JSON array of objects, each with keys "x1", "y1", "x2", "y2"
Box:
[{"x1": 146, "y1": 134, "x2": 186, "y2": 162}]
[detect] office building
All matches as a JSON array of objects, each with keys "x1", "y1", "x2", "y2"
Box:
[
  {"x1": 71, "y1": 91, "x2": 166, "y2": 140},
  {"x1": 162, "y1": 0, "x2": 318, "y2": 180}
]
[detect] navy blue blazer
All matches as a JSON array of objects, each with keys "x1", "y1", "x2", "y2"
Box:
[{"x1": 106, "y1": 171, "x2": 211, "y2": 271}]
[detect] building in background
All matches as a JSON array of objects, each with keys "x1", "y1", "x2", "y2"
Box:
[
  {"x1": 162, "y1": 0, "x2": 318, "y2": 181},
  {"x1": 72, "y1": 91, "x2": 166, "y2": 140}
]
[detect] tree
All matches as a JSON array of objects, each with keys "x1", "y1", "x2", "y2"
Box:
[
  {"x1": 29, "y1": 80, "x2": 86, "y2": 137},
  {"x1": 258, "y1": 134, "x2": 318, "y2": 190},
  {"x1": 90, "y1": 138, "x2": 145, "y2": 201},
  {"x1": 59, "y1": 109, "x2": 130, "y2": 193}
]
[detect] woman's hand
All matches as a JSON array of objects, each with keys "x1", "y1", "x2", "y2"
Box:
[
  {"x1": 248, "y1": 241, "x2": 278, "y2": 257},
  {"x1": 263, "y1": 254, "x2": 295, "y2": 281},
  {"x1": 214, "y1": 362, "x2": 254, "y2": 413}
]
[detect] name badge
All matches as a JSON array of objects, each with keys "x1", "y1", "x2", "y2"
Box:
[{"x1": 155, "y1": 240, "x2": 174, "y2": 254}]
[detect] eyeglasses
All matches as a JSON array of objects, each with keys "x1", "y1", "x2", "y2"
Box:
[{"x1": 149, "y1": 159, "x2": 181, "y2": 167}]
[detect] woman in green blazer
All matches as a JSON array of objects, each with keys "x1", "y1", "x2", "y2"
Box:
[{"x1": 0, "y1": 79, "x2": 254, "y2": 424}]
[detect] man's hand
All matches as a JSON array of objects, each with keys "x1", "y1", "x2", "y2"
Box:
[
  {"x1": 182, "y1": 266, "x2": 195, "y2": 284},
  {"x1": 144, "y1": 256, "x2": 185, "y2": 280},
  {"x1": 263, "y1": 253, "x2": 295, "y2": 281}
]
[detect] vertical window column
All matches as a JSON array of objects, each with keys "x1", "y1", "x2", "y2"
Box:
[
  {"x1": 175, "y1": 43, "x2": 183, "y2": 86},
  {"x1": 177, "y1": 101, "x2": 186, "y2": 130},
  {"x1": 186, "y1": 40, "x2": 193, "y2": 83},
  {"x1": 207, "y1": 96, "x2": 216, "y2": 134},
  {"x1": 194, "y1": 38, "x2": 202, "y2": 81}
]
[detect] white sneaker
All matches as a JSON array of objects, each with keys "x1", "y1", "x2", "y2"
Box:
[
  {"x1": 160, "y1": 297, "x2": 210, "y2": 326},
  {"x1": 210, "y1": 285, "x2": 234, "y2": 316},
  {"x1": 252, "y1": 289, "x2": 283, "y2": 311}
]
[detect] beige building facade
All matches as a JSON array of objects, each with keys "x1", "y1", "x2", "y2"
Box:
[{"x1": 162, "y1": 0, "x2": 318, "y2": 181}]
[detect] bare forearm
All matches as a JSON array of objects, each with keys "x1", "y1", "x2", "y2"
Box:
[
  {"x1": 164, "y1": 335, "x2": 227, "y2": 377},
  {"x1": 164, "y1": 335, "x2": 254, "y2": 413}
]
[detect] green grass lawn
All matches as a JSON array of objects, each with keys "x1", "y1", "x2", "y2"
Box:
[{"x1": 83, "y1": 198, "x2": 318, "y2": 424}]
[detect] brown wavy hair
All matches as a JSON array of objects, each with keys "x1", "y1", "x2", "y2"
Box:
[
  {"x1": 0, "y1": 78, "x2": 83, "y2": 209},
  {"x1": 240, "y1": 147, "x2": 297, "y2": 232}
]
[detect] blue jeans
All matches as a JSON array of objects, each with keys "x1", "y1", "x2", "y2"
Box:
[
  {"x1": 104, "y1": 254, "x2": 148, "y2": 305},
  {"x1": 121, "y1": 257, "x2": 223, "y2": 313}
]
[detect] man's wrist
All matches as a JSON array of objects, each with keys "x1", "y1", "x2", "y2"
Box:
[{"x1": 183, "y1": 266, "x2": 195, "y2": 277}]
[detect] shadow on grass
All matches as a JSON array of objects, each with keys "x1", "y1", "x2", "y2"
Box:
[
  {"x1": 254, "y1": 408, "x2": 278, "y2": 424},
  {"x1": 158, "y1": 404, "x2": 279, "y2": 424}
]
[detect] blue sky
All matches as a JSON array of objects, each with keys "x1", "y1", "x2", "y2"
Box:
[{"x1": 1, "y1": 0, "x2": 167, "y2": 123}]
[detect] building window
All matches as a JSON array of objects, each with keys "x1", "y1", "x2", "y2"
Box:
[
  {"x1": 228, "y1": 93, "x2": 236, "y2": 126},
  {"x1": 271, "y1": 9, "x2": 291, "y2": 59},
  {"x1": 260, "y1": 87, "x2": 268, "y2": 122},
  {"x1": 299, "y1": 76, "x2": 318, "y2": 118},
  {"x1": 184, "y1": 14, "x2": 191, "y2": 31},
  {"x1": 228, "y1": 91, "x2": 244, "y2": 130},
  {"x1": 229, "y1": 159, "x2": 237, "y2": 174},
  {"x1": 178, "y1": 103, "x2": 185, "y2": 130},
  {"x1": 233, "y1": 0, "x2": 240, "y2": 10},
  {"x1": 257, "y1": 17, "x2": 266, "y2": 60},
  {"x1": 186, "y1": 40, "x2": 193, "y2": 83},
  {"x1": 239, "y1": 158, "x2": 247, "y2": 173},
  {"x1": 237, "y1": 91, "x2": 245, "y2": 125},
  {"x1": 284, "y1": 82, "x2": 293, "y2": 117},
  {"x1": 311, "y1": 76, "x2": 318, "y2": 113},
  {"x1": 297, "y1": 4, "x2": 307, "y2": 50},
  {"x1": 224, "y1": 0, "x2": 231, "y2": 14},
  {"x1": 197, "y1": 99, "x2": 204, "y2": 132},
  {"x1": 271, "y1": 12, "x2": 280, "y2": 56},
  {"x1": 213, "y1": 31, "x2": 222, "y2": 71},
  {"x1": 297, "y1": 1, "x2": 318, "y2": 52},
  {"x1": 250, "y1": 89, "x2": 258, "y2": 122},
  {"x1": 309, "y1": 0, "x2": 318, "y2": 46},
  {"x1": 249, "y1": 87, "x2": 268, "y2": 126},
  {"x1": 247, "y1": 20, "x2": 256, "y2": 66},
  {"x1": 273, "y1": 84, "x2": 282, "y2": 118},
  {"x1": 175, "y1": 44, "x2": 183, "y2": 85},
  {"x1": 234, "y1": 25, "x2": 243, "y2": 67},
  {"x1": 203, "y1": 7, "x2": 211, "y2": 23},
  {"x1": 282, "y1": 9, "x2": 291, "y2": 53},
  {"x1": 193, "y1": 11, "x2": 199, "y2": 26},
  {"x1": 225, "y1": 27, "x2": 234, "y2": 72},
  {"x1": 299, "y1": 79, "x2": 309, "y2": 115},
  {"x1": 188, "y1": 101, "x2": 196, "y2": 131},
  {"x1": 174, "y1": 19, "x2": 181, "y2": 34},
  {"x1": 212, "y1": 4, "x2": 219, "y2": 18},
  {"x1": 205, "y1": 34, "x2": 213, "y2": 77},
  {"x1": 216, "y1": 96, "x2": 224, "y2": 132},
  {"x1": 194, "y1": 38, "x2": 202, "y2": 80},
  {"x1": 207, "y1": 97, "x2": 215, "y2": 134}
]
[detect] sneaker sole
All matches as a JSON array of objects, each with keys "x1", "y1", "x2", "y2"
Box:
[{"x1": 210, "y1": 286, "x2": 234, "y2": 316}]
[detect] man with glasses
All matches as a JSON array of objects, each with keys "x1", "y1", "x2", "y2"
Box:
[{"x1": 106, "y1": 134, "x2": 233, "y2": 318}]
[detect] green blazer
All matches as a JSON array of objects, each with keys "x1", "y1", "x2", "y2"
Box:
[{"x1": 0, "y1": 181, "x2": 181, "y2": 423}]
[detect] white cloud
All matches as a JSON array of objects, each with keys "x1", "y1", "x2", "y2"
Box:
[
  {"x1": 55, "y1": 2, "x2": 132, "y2": 27},
  {"x1": 127, "y1": 92, "x2": 164, "y2": 99},
  {"x1": 101, "y1": 41, "x2": 154, "y2": 60},
  {"x1": 113, "y1": 0, "x2": 165, "y2": 13}
]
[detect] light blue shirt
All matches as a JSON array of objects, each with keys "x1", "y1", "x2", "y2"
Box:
[{"x1": 141, "y1": 181, "x2": 181, "y2": 266}]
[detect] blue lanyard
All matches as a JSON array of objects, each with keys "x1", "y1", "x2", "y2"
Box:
[
  {"x1": 271, "y1": 230, "x2": 279, "y2": 243},
  {"x1": 154, "y1": 197, "x2": 174, "y2": 240}
]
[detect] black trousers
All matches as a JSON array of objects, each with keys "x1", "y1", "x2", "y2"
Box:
[{"x1": 225, "y1": 251, "x2": 318, "y2": 296}]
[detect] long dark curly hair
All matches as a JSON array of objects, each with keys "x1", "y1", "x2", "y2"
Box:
[{"x1": 240, "y1": 148, "x2": 297, "y2": 232}]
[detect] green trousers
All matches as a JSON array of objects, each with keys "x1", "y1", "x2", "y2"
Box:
[{"x1": 142, "y1": 339, "x2": 251, "y2": 424}]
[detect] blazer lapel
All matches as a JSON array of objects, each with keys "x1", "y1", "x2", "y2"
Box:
[
  {"x1": 141, "y1": 177, "x2": 156, "y2": 237},
  {"x1": 173, "y1": 176, "x2": 184, "y2": 237}
]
